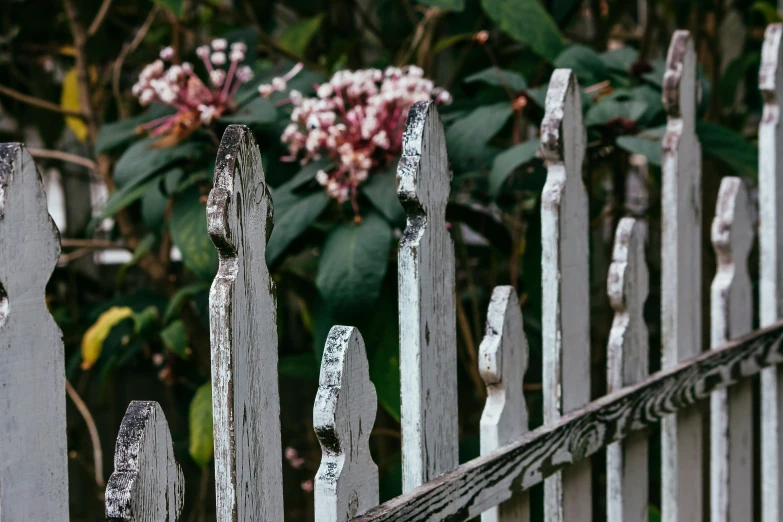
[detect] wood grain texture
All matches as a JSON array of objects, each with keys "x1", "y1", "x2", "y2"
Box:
[
  {"x1": 352, "y1": 319, "x2": 783, "y2": 522},
  {"x1": 661, "y1": 30, "x2": 703, "y2": 522},
  {"x1": 314, "y1": 326, "x2": 380, "y2": 522},
  {"x1": 539, "y1": 68, "x2": 591, "y2": 522},
  {"x1": 606, "y1": 218, "x2": 649, "y2": 522},
  {"x1": 207, "y1": 125, "x2": 284, "y2": 522},
  {"x1": 397, "y1": 100, "x2": 458, "y2": 492},
  {"x1": 106, "y1": 401, "x2": 184, "y2": 522},
  {"x1": 478, "y1": 286, "x2": 529, "y2": 522},
  {"x1": 0, "y1": 143, "x2": 68, "y2": 522},
  {"x1": 759, "y1": 22, "x2": 783, "y2": 522},
  {"x1": 709, "y1": 177, "x2": 754, "y2": 522}
]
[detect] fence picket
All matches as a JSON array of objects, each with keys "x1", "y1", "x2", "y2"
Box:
[
  {"x1": 606, "y1": 217, "x2": 649, "y2": 522},
  {"x1": 661, "y1": 30, "x2": 703, "y2": 522},
  {"x1": 479, "y1": 286, "x2": 530, "y2": 522},
  {"x1": 207, "y1": 125, "x2": 284, "y2": 522},
  {"x1": 397, "y1": 100, "x2": 459, "y2": 491},
  {"x1": 709, "y1": 177, "x2": 754, "y2": 522},
  {"x1": 106, "y1": 401, "x2": 184, "y2": 522},
  {"x1": 0, "y1": 143, "x2": 69, "y2": 522},
  {"x1": 540, "y1": 68, "x2": 592, "y2": 522},
  {"x1": 314, "y1": 326, "x2": 379, "y2": 522},
  {"x1": 760, "y1": 22, "x2": 783, "y2": 522}
]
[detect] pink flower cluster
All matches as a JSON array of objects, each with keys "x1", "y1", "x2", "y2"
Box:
[
  {"x1": 133, "y1": 39, "x2": 254, "y2": 139},
  {"x1": 261, "y1": 65, "x2": 451, "y2": 208}
]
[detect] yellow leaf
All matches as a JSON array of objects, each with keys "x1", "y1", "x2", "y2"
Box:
[
  {"x1": 81, "y1": 306, "x2": 134, "y2": 369},
  {"x1": 61, "y1": 68, "x2": 87, "y2": 142}
]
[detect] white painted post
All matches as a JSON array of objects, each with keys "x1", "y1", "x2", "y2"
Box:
[
  {"x1": 397, "y1": 100, "x2": 459, "y2": 492},
  {"x1": 314, "y1": 326, "x2": 380, "y2": 522},
  {"x1": 709, "y1": 177, "x2": 754, "y2": 522},
  {"x1": 106, "y1": 401, "x2": 185, "y2": 522},
  {"x1": 0, "y1": 143, "x2": 69, "y2": 522},
  {"x1": 661, "y1": 30, "x2": 703, "y2": 522},
  {"x1": 207, "y1": 125, "x2": 284, "y2": 522},
  {"x1": 760, "y1": 22, "x2": 783, "y2": 522},
  {"x1": 540, "y1": 68, "x2": 591, "y2": 522},
  {"x1": 606, "y1": 217, "x2": 649, "y2": 522},
  {"x1": 479, "y1": 286, "x2": 530, "y2": 522}
]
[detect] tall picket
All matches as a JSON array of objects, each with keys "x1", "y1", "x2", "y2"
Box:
[
  {"x1": 0, "y1": 143, "x2": 69, "y2": 522},
  {"x1": 397, "y1": 100, "x2": 459, "y2": 491},
  {"x1": 540, "y1": 68, "x2": 592, "y2": 522},
  {"x1": 207, "y1": 125, "x2": 284, "y2": 522},
  {"x1": 479, "y1": 286, "x2": 530, "y2": 522},
  {"x1": 606, "y1": 218, "x2": 649, "y2": 522},
  {"x1": 709, "y1": 177, "x2": 754, "y2": 521},
  {"x1": 760, "y1": 22, "x2": 783, "y2": 522},
  {"x1": 660, "y1": 30, "x2": 703, "y2": 522}
]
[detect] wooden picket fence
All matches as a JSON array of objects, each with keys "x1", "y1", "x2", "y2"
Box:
[{"x1": 5, "y1": 25, "x2": 783, "y2": 522}]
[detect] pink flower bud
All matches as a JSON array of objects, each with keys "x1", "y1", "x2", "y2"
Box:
[
  {"x1": 211, "y1": 38, "x2": 228, "y2": 51},
  {"x1": 230, "y1": 49, "x2": 245, "y2": 62},
  {"x1": 236, "y1": 65, "x2": 253, "y2": 83},
  {"x1": 196, "y1": 45, "x2": 210, "y2": 59},
  {"x1": 230, "y1": 42, "x2": 247, "y2": 53},
  {"x1": 159, "y1": 46, "x2": 175, "y2": 60},
  {"x1": 210, "y1": 52, "x2": 226, "y2": 66}
]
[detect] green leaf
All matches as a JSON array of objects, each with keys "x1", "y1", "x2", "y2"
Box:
[
  {"x1": 642, "y1": 59, "x2": 666, "y2": 88},
  {"x1": 315, "y1": 213, "x2": 393, "y2": 317},
  {"x1": 170, "y1": 186, "x2": 218, "y2": 280},
  {"x1": 141, "y1": 182, "x2": 169, "y2": 229},
  {"x1": 266, "y1": 190, "x2": 331, "y2": 265},
  {"x1": 160, "y1": 320, "x2": 189, "y2": 358},
  {"x1": 362, "y1": 162, "x2": 405, "y2": 226},
  {"x1": 489, "y1": 139, "x2": 541, "y2": 198},
  {"x1": 615, "y1": 125, "x2": 666, "y2": 166},
  {"x1": 446, "y1": 102, "x2": 513, "y2": 166},
  {"x1": 279, "y1": 353, "x2": 320, "y2": 380},
  {"x1": 465, "y1": 67, "x2": 527, "y2": 92},
  {"x1": 585, "y1": 98, "x2": 648, "y2": 126},
  {"x1": 189, "y1": 382, "x2": 213, "y2": 467},
  {"x1": 432, "y1": 32, "x2": 475, "y2": 55},
  {"x1": 132, "y1": 306, "x2": 159, "y2": 336},
  {"x1": 100, "y1": 167, "x2": 183, "y2": 220},
  {"x1": 284, "y1": 158, "x2": 332, "y2": 191},
  {"x1": 164, "y1": 282, "x2": 211, "y2": 323},
  {"x1": 222, "y1": 98, "x2": 276, "y2": 125},
  {"x1": 279, "y1": 14, "x2": 324, "y2": 57},
  {"x1": 697, "y1": 121, "x2": 758, "y2": 178},
  {"x1": 365, "y1": 282, "x2": 401, "y2": 421},
  {"x1": 752, "y1": 1, "x2": 782, "y2": 23},
  {"x1": 554, "y1": 45, "x2": 607, "y2": 87},
  {"x1": 481, "y1": 0, "x2": 563, "y2": 62},
  {"x1": 416, "y1": 0, "x2": 465, "y2": 11},
  {"x1": 600, "y1": 47, "x2": 639, "y2": 74},
  {"x1": 114, "y1": 138, "x2": 203, "y2": 188},
  {"x1": 96, "y1": 105, "x2": 174, "y2": 154},
  {"x1": 154, "y1": 0, "x2": 183, "y2": 16}
]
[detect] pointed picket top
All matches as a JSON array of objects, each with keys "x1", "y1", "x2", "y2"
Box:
[
  {"x1": 397, "y1": 100, "x2": 458, "y2": 492},
  {"x1": 0, "y1": 143, "x2": 68, "y2": 522},
  {"x1": 540, "y1": 68, "x2": 591, "y2": 522},
  {"x1": 606, "y1": 217, "x2": 649, "y2": 522},
  {"x1": 710, "y1": 177, "x2": 754, "y2": 522},
  {"x1": 759, "y1": 23, "x2": 783, "y2": 522},
  {"x1": 314, "y1": 326, "x2": 380, "y2": 522},
  {"x1": 479, "y1": 286, "x2": 530, "y2": 522},
  {"x1": 207, "y1": 125, "x2": 284, "y2": 522},
  {"x1": 106, "y1": 401, "x2": 184, "y2": 522}
]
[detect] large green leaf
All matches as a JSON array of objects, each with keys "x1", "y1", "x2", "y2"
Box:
[
  {"x1": 266, "y1": 190, "x2": 331, "y2": 264},
  {"x1": 279, "y1": 353, "x2": 320, "y2": 381},
  {"x1": 465, "y1": 67, "x2": 527, "y2": 92},
  {"x1": 154, "y1": 0, "x2": 183, "y2": 16},
  {"x1": 600, "y1": 47, "x2": 639, "y2": 74},
  {"x1": 554, "y1": 44, "x2": 607, "y2": 87},
  {"x1": 189, "y1": 382, "x2": 213, "y2": 467},
  {"x1": 220, "y1": 98, "x2": 276, "y2": 125},
  {"x1": 362, "y1": 162, "x2": 405, "y2": 226},
  {"x1": 284, "y1": 158, "x2": 332, "y2": 191},
  {"x1": 279, "y1": 14, "x2": 324, "y2": 57},
  {"x1": 160, "y1": 320, "x2": 189, "y2": 359},
  {"x1": 615, "y1": 125, "x2": 666, "y2": 166},
  {"x1": 315, "y1": 212, "x2": 393, "y2": 317},
  {"x1": 481, "y1": 0, "x2": 563, "y2": 62},
  {"x1": 489, "y1": 139, "x2": 541, "y2": 198},
  {"x1": 585, "y1": 98, "x2": 648, "y2": 126},
  {"x1": 100, "y1": 167, "x2": 183, "y2": 220},
  {"x1": 416, "y1": 0, "x2": 465, "y2": 10},
  {"x1": 170, "y1": 186, "x2": 218, "y2": 280},
  {"x1": 114, "y1": 138, "x2": 203, "y2": 187},
  {"x1": 96, "y1": 105, "x2": 174, "y2": 154},
  {"x1": 697, "y1": 121, "x2": 758, "y2": 178},
  {"x1": 141, "y1": 182, "x2": 168, "y2": 229},
  {"x1": 365, "y1": 281, "x2": 401, "y2": 421},
  {"x1": 446, "y1": 102, "x2": 513, "y2": 166}
]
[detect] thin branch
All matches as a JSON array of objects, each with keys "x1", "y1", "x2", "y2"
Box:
[
  {"x1": 61, "y1": 238, "x2": 128, "y2": 249},
  {"x1": 112, "y1": 7, "x2": 158, "y2": 119},
  {"x1": 0, "y1": 84, "x2": 86, "y2": 119},
  {"x1": 27, "y1": 147, "x2": 98, "y2": 171},
  {"x1": 66, "y1": 380, "x2": 105, "y2": 489},
  {"x1": 87, "y1": 0, "x2": 113, "y2": 37}
]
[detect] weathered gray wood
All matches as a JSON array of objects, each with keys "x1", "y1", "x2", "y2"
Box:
[
  {"x1": 759, "y1": 22, "x2": 783, "y2": 522},
  {"x1": 0, "y1": 143, "x2": 68, "y2": 522},
  {"x1": 314, "y1": 326, "x2": 379, "y2": 522},
  {"x1": 661, "y1": 29, "x2": 703, "y2": 522},
  {"x1": 540, "y1": 68, "x2": 591, "y2": 522},
  {"x1": 207, "y1": 125, "x2": 284, "y2": 522},
  {"x1": 606, "y1": 217, "x2": 649, "y2": 522},
  {"x1": 479, "y1": 286, "x2": 529, "y2": 522},
  {"x1": 397, "y1": 100, "x2": 458, "y2": 492},
  {"x1": 352, "y1": 318, "x2": 783, "y2": 522},
  {"x1": 106, "y1": 401, "x2": 184, "y2": 522},
  {"x1": 709, "y1": 177, "x2": 754, "y2": 522}
]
